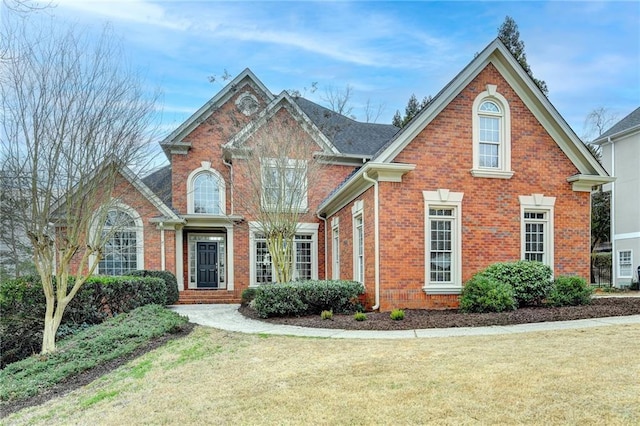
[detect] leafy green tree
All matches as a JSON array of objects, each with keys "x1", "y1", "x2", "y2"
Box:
[{"x1": 498, "y1": 16, "x2": 548, "y2": 96}]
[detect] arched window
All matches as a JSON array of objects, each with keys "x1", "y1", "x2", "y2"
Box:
[
  {"x1": 187, "y1": 163, "x2": 226, "y2": 215},
  {"x1": 478, "y1": 100, "x2": 502, "y2": 168},
  {"x1": 471, "y1": 85, "x2": 513, "y2": 179},
  {"x1": 98, "y1": 208, "x2": 143, "y2": 276}
]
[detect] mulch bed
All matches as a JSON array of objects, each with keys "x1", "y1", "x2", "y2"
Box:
[{"x1": 238, "y1": 297, "x2": 640, "y2": 331}]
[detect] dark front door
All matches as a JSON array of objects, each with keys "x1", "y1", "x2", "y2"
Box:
[{"x1": 197, "y1": 242, "x2": 218, "y2": 288}]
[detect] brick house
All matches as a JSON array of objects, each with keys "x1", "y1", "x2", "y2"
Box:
[{"x1": 94, "y1": 39, "x2": 611, "y2": 309}]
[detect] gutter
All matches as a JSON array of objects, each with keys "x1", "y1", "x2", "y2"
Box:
[{"x1": 362, "y1": 172, "x2": 380, "y2": 311}]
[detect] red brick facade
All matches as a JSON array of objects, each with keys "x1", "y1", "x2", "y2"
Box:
[{"x1": 84, "y1": 41, "x2": 608, "y2": 311}]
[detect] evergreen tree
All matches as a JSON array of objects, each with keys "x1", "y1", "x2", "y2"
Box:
[
  {"x1": 392, "y1": 94, "x2": 433, "y2": 128},
  {"x1": 498, "y1": 16, "x2": 548, "y2": 96}
]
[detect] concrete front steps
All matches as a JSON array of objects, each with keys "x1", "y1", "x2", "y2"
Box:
[{"x1": 176, "y1": 289, "x2": 241, "y2": 305}]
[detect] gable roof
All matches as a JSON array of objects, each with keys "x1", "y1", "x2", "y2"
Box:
[
  {"x1": 293, "y1": 97, "x2": 399, "y2": 156},
  {"x1": 372, "y1": 38, "x2": 609, "y2": 181},
  {"x1": 159, "y1": 68, "x2": 274, "y2": 157},
  {"x1": 593, "y1": 106, "x2": 640, "y2": 144},
  {"x1": 141, "y1": 165, "x2": 172, "y2": 208},
  {"x1": 223, "y1": 90, "x2": 341, "y2": 156}
]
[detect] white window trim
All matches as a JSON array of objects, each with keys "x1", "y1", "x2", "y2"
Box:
[
  {"x1": 187, "y1": 161, "x2": 226, "y2": 215},
  {"x1": 617, "y1": 250, "x2": 633, "y2": 278},
  {"x1": 261, "y1": 158, "x2": 308, "y2": 212},
  {"x1": 423, "y1": 189, "x2": 463, "y2": 294},
  {"x1": 352, "y1": 200, "x2": 364, "y2": 285},
  {"x1": 471, "y1": 84, "x2": 513, "y2": 179},
  {"x1": 90, "y1": 201, "x2": 144, "y2": 275},
  {"x1": 331, "y1": 217, "x2": 340, "y2": 280},
  {"x1": 519, "y1": 194, "x2": 555, "y2": 268},
  {"x1": 248, "y1": 221, "x2": 318, "y2": 286}
]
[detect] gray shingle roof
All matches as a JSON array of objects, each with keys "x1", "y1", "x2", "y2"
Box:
[
  {"x1": 142, "y1": 165, "x2": 172, "y2": 208},
  {"x1": 598, "y1": 106, "x2": 640, "y2": 140},
  {"x1": 293, "y1": 97, "x2": 399, "y2": 156}
]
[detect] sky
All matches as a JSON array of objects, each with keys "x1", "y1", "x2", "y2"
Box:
[{"x1": 8, "y1": 1, "x2": 640, "y2": 166}]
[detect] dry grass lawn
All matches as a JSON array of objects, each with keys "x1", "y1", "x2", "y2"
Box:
[{"x1": 5, "y1": 324, "x2": 640, "y2": 425}]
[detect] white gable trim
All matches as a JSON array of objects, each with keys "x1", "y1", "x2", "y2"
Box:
[
  {"x1": 223, "y1": 91, "x2": 340, "y2": 156},
  {"x1": 160, "y1": 69, "x2": 274, "y2": 149},
  {"x1": 374, "y1": 39, "x2": 610, "y2": 183},
  {"x1": 120, "y1": 166, "x2": 180, "y2": 220}
]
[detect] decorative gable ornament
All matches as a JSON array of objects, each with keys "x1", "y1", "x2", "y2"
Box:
[{"x1": 235, "y1": 92, "x2": 260, "y2": 116}]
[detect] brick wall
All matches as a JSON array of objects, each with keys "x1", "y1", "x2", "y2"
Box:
[{"x1": 328, "y1": 64, "x2": 590, "y2": 311}]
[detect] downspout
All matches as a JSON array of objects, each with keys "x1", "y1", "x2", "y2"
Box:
[
  {"x1": 609, "y1": 136, "x2": 616, "y2": 287},
  {"x1": 223, "y1": 158, "x2": 234, "y2": 215},
  {"x1": 362, "y1": 172, "x2": 380, "y2": 310},
  {"x1": 159, "y1": 222, "x2": 166, "y2": 271},
  {"x1": 316, "y1": 213, "x2": 328, "y2": 280}
]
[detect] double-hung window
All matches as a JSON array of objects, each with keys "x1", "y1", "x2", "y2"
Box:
[
  {"x1": 352, "y1": 201, "x2": 364, "y2": 284},
  {"x1": 523, "y1": 212, "x2": 547, "y2": 262},
  {"x1": 519, "y1": 194, "x2": 555, "y2": 267},
  {"x1": 423, "y1": 190, "x2": 463, "y2": 294},
  {"x1": 471, "y1": 85, "x2": 513, "y2": 178},
  {"x1": 332, "y1": 218, "x2": 340, "y2": 279},
  {"x1": 618, "y1": 250, "x2": 632, "y2": 278},
  {"x1": 261, "y1": 158, "x2": 307, "y2": 211}
]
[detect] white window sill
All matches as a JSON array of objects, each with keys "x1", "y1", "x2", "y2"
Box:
[
  {"x1": 470, "y1": 169, "x2": 514, "y2": 179},
  {"x1": 423, "y1": 285, "x2": 462, "y2": 295}
]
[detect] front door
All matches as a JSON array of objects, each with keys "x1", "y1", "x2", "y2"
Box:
[{"x1": 197, "y1": 242, "x2": 218, "y2": 288}]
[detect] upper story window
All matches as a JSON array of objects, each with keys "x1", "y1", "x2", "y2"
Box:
[
  {"x1": 471, "y1": 85, "x2": 513, "y2": 179},
  {"x1": 187, "y1": 162, "x2": 226, "y2": 215},
  {"x1": 261, "y1": 158, "x2": 307, "y2": 212}
]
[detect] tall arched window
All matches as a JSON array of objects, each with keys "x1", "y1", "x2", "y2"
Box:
[
  {"x1": 99, "y1": 208, "x2": 143, "y2": 275},
  {"x1": 187, "y1": 163, "x2": 226, "y2": 215},
  {"x1": 478, "y1": 100, "x2": 501, "y2": 168},
  {"x1": 471, "y1": 85, "x2": 513, "y2": 179},
  {"x1": 193, "y1": 173, "x2": 221, "y2": 214}
]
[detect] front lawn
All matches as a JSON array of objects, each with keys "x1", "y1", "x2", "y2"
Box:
[{"x1": 4, "y1": 322, "x2": 639, "y2": 424}]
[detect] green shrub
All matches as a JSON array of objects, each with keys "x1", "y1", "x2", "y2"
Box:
[
  {"x1": 241, "y1": 287, "x2": 257, "y2": 304},
  {"x1": 321, "y1": 310, "x2": 333, "y2": 320},
  {"x1": 252, "y1": 280, "x2": 364, "y2": 318},
  {"x1": 546, "y1": 276, "x2": 593, "y2": 307},
  {"x1": 390, "y1": 309, "x2": 405, "y2": 320},
  {"x1": 0, "y1": 305, "x2": 188, "y2": 403},
  {"x1": 0, "y1": 275, "x2": 166, "y2": 367},
  {"x1": 354, "y1": 312, "x2": 367, "y2": 321},
  {"x1": 128, "y1": 270, "x2": 179, "y2": 304},
  {"x1": 481, "y1": 261, "x2": 553, "y2": 306},
  {"x1": 460, "y1": 274, "x2": 517, "y2": 313}
]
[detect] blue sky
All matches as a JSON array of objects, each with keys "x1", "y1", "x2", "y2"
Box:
[{"x1": 23, "y1": 1, "x2": 640, "y2": 163}]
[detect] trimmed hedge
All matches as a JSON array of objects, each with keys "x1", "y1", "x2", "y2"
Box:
[
  {"x1": 0, "y1": 274, "x2": 166, "y2": 367},
  {"x1": 128, "y1": 270, "x2": 179, "y2": 305},
  {"x1": 460, "y1": 274, "x2": 517, "y2": 313},
  {"x1": 545, "y1": 276, "x2": 593, "y2": 307},
  {"x1": 481, "y1": 261, "x2": 553, "y2": 307},
  {"x1": 252, "y1": 280, "x2": 364, "y2": 318}
]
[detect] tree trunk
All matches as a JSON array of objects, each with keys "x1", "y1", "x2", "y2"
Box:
[{"x1": 41, "y1": 296, "x2": 67, "y2": 354}]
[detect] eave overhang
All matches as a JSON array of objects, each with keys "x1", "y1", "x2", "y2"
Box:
[
  {"x1": 318, "y1": 162, "x2": 416, "y2": 217},
  {"x1": 566, "y1": 174, "x2": 616, "y2": 192}
]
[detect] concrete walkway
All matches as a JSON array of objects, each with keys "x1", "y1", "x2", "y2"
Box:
[{"x1": 170, "y1": 304, "x2": 640, "y2": 340}]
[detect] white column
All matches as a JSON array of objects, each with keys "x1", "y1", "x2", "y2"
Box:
[{"x1": 175, "y1": 225, "x2": 184, "y2": 291}]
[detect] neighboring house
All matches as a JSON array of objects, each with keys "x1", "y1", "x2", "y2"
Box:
[
  {"x1": 82, "y1": 39, "x2": 612, "y2": 310},
  {"x1": 593, "y1": 107, "x2": 640, "y2": 287}
]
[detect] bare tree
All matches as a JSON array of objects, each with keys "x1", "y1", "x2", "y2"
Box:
[
  {"x1": 321, "y1": 85, "x2": 356, "y2": 119},
  {"x1": 225, "y1": 106, "x2": 326, "y2": 283},
  {"x1": 582, "y1": 107, "x2": 619, "y2": 143},
  {"x1": 0, "y1": 16, "x2": 158, "y2": 353},
  {"x1": 363, "y1": 98, "x2": 385, "y2": 124}
]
